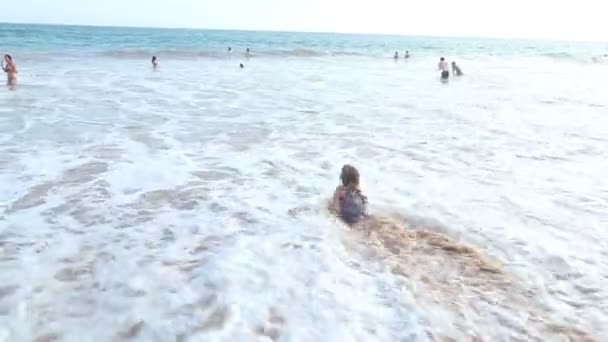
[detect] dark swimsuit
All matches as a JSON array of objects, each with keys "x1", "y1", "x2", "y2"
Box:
[{"x1": 339, "y1": 189, "x2": 368, "y2": 224}]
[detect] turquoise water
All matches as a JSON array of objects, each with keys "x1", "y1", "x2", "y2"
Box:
[
  {"x1": 1, "y1": 23, "x2": 606, "y2": 60},
  {"x1": 1, "y1": 23, "x2": 608, "y2": 341}
]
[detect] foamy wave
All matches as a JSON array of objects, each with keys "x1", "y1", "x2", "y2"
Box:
[
  {"x1": 540, "y1": 51, "x2": 578, "y2": 60},
  {"x1": 541, "y1": 51, "x2": 605, "y2": 64},
  {"x1": 265, "y1": 48, "x2": 325, "y2": 57},
  {"x1": 592, "y1": 54, "x2": 608, "y2": 63},
  {"x1": 101, "y1": 50, "x2": 228, "y2": 59},
  {"x1": 265, "y1": 49, "x2": 364, "y2": 57},
  {"x1": 100, "y1": 48, "x2": 364, "y2": 59}
]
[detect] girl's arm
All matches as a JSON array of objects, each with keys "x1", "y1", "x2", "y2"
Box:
[{"x1": 331, "y1": 186, "x2": 343, "y2": 214}]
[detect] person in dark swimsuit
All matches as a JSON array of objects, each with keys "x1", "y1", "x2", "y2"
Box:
[
  {"x1": 438, "y1": 57, "x2": 449, "y2": 80},
  {"x1": 332, "y1": 165, "x2": 368, "y2": 225},
  {"x1": 452, "y1": 61, "x2": 463, "y2": 76},
  {"x1": 2, "y1": 54, "x2": 17, "y2": 88},
  {"x1": 151, "y1": 56, "x2": 159, "y2": 69}
]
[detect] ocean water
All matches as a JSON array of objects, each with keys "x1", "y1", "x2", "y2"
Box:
[{"x1": 0, "y1": 23, "x2": 608, "y2": 341}]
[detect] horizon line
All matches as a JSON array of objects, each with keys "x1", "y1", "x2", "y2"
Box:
[{"x1": 1, "y1": 20, "x2": 607, "y2": 44}]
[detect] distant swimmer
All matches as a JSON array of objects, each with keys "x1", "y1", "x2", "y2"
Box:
[
  {"x1": 151, "y1": 56, "x2": 159, "y2": 68},
  {"x1": 438, "y1": 57, "x2": 450, "y2": 80},
  {"x1": 228, "y1": 47, "x2": 232, "y2": 54},
  {"x1": 452, "y1": 61, "x2": 463, "y2": 76},
  {"x1": 245, "y1": 48, "x2": 252, "y2": 58},
  {"x1": 332, "y1": 165, "x2": 368, "y2": 225},
  {"x1": 405, "y1": 50, "x2": 411, "y2": 59},
  {"x1": 394, "y1": 51, "x2": 399, "y2": 59},
  {"x1": 240, "y1": 63, "x2": 244, "y2": 68},
  {"x1": 2, "y1": 54, "x2": 17, "y2": 88}
]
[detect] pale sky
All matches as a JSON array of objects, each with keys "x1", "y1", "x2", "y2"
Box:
[{"x1": 2, "y1": 0, "x2": 607, "y2": 41}]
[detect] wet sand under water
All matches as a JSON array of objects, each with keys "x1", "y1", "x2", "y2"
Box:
[{"x1": 346, "y1": 214, "x2": 594, "y2": 341}]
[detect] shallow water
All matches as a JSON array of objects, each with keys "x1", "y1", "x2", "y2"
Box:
[{"x1": 1, "y1": 25, "x2": 608, "y2": 341}]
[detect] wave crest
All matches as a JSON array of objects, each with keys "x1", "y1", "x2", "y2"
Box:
[{"x1": 100, "y1": 48, "x2": 364, "y2": 59}]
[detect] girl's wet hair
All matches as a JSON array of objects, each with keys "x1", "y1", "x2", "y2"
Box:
[
  {"x1": 340, "y1": 164, "x2": 360, "y2": 189},
  {"x1": 4, "y1": 54, "x2": 12, "y2": 61}
]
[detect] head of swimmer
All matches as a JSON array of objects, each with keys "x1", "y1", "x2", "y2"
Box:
[
  {"x1": 340, "y1": 165, "x2": 360, "y2": 191},
  {"x1": 4, "y1": 54, "x2": 12, "y2": 63},
  {"x1": 440, "y1": 57, "x2": 445, "y2": 62},
  {"x1": 239, "y1": 63, "x2": 244, "y2": 68}
]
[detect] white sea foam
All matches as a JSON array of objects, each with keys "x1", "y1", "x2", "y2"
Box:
[{"x1": 0, "y1": 54, "x2": 607, "y2": 341}]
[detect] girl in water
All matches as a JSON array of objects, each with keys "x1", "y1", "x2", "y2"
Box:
[
  {"x1": 332, "y1": 165, "x2": 368, "y2": 225},
  {"x1": 452, "y1": 61, "x2": 463, "y2": 76},
  {"x1": 2, "y1": 54, "x2": 17, "y2": 88},
  {"x1": 151, "y1": 56, "x2": 159, "y2": 69}
]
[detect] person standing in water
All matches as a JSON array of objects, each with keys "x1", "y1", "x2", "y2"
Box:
[
  {"x1": 151, "y1": 56, "x2": 159, "y2": 69},
  {"x1": 332, "y1": 165, "x2": 368, "y2": 225},
  {"x1": 438, "y1": 57, "x2": 450, "y2": 80},
  {"x1": 394, "y1": 51, "x2": 399, "y2": 59},
  {"x1": 245, "y1": 48, "x2": 252, "y2": 58},
  {"x1": 2, "y1": 54, "x2": 17, "y2": 88},
  {"x1": 452, "y1": 61, "x2": 463, "y2": 76},
  {"x1": 405, "y1": 51, "x2": 411, "y2": 59}
]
